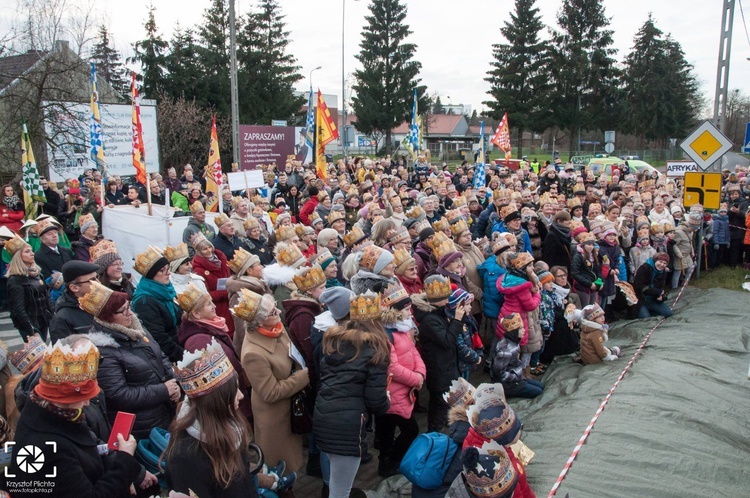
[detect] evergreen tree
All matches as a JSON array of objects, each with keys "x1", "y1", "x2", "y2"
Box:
[
  {"x1": 432, "y1": 96, "x2": 444, "y2": 114},
  {"x1": 195, "y1": 0, "x2": 232, "y2": 116},
  {"x1": 549, "y1": 0, "x2": 621, "y2": 148},
  {"x1": 237, "y1": 0, "x2": 303, "y2": 124},
  {"x1": 483, "y1": 0, "x2": 551, "y2": 158},
  {"x1": 351, "y1": 0, "x2": 426, "y2": 153},
  {"x1": 90, "y1": 25, "x2": 128, "y2": 98},
  {"x1": 130, "y1": 4, "x2": 169, "y2": 100},
  {"x1": 164, "y1": 24, "x2": 204, "y2": 100}
]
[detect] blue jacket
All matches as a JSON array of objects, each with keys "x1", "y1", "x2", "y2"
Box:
[
  {"x1": 477, "y1": 257, "x2": 505, "y2": 318},
  {"x1": 712, "y1": 214, "x2": 730, "y2": 246},
  {"x1": 491, "y1": 223, "x2": 532, "y2": 254}
]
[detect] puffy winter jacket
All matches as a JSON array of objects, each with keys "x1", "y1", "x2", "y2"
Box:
[
  {"x1": 131, "y1": 293, "x2": 184, "y2": 363},
  {"x1": 712, "y1": 214, "x2": 730, "y2": 246},
  {"x1": 7, "y1": 274, "x2": 52, "y2": 340},
  {"x1": 570, "y1": 250, "x2": 601, "y2": 295},
  {"x1": 491, "y1": 333, "x2": 524, "y2": 388},
  {"x1": 412, "y1": 294, "x2": 461, "y2": 392},
  {"x1": 477, "y1": 256, "x2": 505, "y2": 318},
  {"x1": 384, "y1": 324, "x2": 426, "y2": 419},
  {"x1": 672, "y1": 223, "x2": 695, "y2": 270},
  {"x1": 49, "y1": 290, "x2": 95, "y2": 342},
  {"x1": 496, "y1": 272, "x2": 541, "y2": 344},
  {"x1": 580, "y1": 320, "x2": 618, "y2": 365}
]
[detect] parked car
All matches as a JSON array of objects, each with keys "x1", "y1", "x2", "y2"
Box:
[{"x1": 587, "y1": 157, "x2": 662, "y2": 180}]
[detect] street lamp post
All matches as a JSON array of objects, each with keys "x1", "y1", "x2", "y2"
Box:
[
  {"x1": 309, "y1": 66, "x2": 322, "y2": 89},
  {"x1": 342, "y1": 0, "x2": 347, "y2": 164}
]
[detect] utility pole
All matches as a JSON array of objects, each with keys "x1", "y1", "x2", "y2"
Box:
[
  {"x1": 228, "y1": 0, "x2": 240, "y2": 166},
  {"x1": 713, "y1": 0, "x2": 735, "y2": 136}
]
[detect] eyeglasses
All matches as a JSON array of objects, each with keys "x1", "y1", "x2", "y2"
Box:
[
  {"x1": 158, "y1": 266, "x2": 170, "y2": 275},
  {"x1": 114, "y1": 303, "x2": 132, "y2": 315},
  {"x1": 270, "y1": 307, "x2": 280, "y2": 317},
  {"x1": 72, "y1": 275, "x2": 99, "y2": 286}
]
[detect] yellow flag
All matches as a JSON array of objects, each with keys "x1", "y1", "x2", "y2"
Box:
[{"x1": 205, "y1": 115, "x2": 222, "y2": 212}]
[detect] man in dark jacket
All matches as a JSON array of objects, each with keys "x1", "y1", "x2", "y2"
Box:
[
  {"x1": 49, "y1": 261, "x2": 99, "y2": 341},
  {"x1": 212, "y1": 214, "x2": 245, "y2": 260},
  {"x1": 34, "y1": 221, "x2": 74, "y2": 279},
  {"x1": 633, "y1": 254, "x2": 672, "y2": 318},
  {"x1": 40, "y1": 178, "x2": 60, "y2": 219},
  {"x1": 542, "y1": 211, "x2": 573, "y2": 272},
  {"x1": 411, "y1": 275, "x2": 460, "y2": 432},
  {"x1": 182, "y1": 203, "x2": 216, "y2": 257}
]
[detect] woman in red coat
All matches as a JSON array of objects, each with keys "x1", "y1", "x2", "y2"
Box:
[
  {"x1": 496, "y1": 252, "x2": 542, "y2": 349},
  {"x1": 191, "y1": 234, "x2": 234, "y2": 338},
  {"x1": 0, "y1": 185, "x2": 25, "y2": 232}
]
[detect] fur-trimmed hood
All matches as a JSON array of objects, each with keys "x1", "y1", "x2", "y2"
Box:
[
  {"x1": 349, "y1": 270, "x2": 395, "y2": 295},
  {"x1": 410, "y1": 293, "x2": 437, "y2": 313},
  {"x1": 87, "y1": 315, "x2": 146, "y2": 347},
  {"x1": 580, "y1": 318, "x2": 607, "y2": 341},
  {"x1": 263, "y1": 263, "x2": 297, "y2": 287}
]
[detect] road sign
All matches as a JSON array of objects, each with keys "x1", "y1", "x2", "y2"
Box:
[
  {"x1": 604, "y1": 143, "x2": 615, "y2": 154},
  {"x1": 604, "y1": 131, "x2": 615, "y2": 143},
  {"x1": 271, "y1": 120, "x2": 287, "y2": 127},
  {"x1": 680, "y1": 120, "x2": 732, "y2": 171},
  {"x1": 666, "y1": 161, "x2": 699, "y2": 178},
  {"x1": 743, "y1": 122, "x2": 750, "y2": 154},
  {"x1": 683, "y1": 172, "x2": 722, "y2": 210}
]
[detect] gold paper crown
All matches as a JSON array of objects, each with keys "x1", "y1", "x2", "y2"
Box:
[
  {"x1": 492, "y1": 235, "x2": 512, "y2": 255},
  {"x1": 134, "y1": 245, "x2": 165, "y2": 276},
  {"x1": 293, "y1": 265, "x2": 326, "y2": 292},
  {"x1": 173, "y1": 337, "x2": 235, "y2": 398},
  {"x1": 492, "y1": 189, "x2": 507, "y2": 202},
  {"x1": 275, "y1": 242, "x2": 306, "y2": 268},
  {"x1": 462, "y1": 441, "x2": 517, "y2": 498},
  {"x1": 41, "y1": 341, "x2": 99, "y2": 385},
  {"x1": 309, "y1": 212, "x2": 323, "y2": 225},
  {"x1": 10, "y1": 334, "x2": 47, "y2": 375},
  {"x1": 432, "y1": 217, "x2": 450, "y2": 233},
  {"x1": 78, "y1": 213, "x2": 96, "y2": 228},
  {"x1": 509, "y1": 251, "x2": 534, "y2": 270},
  {"x1": 425, "y1": 275, "x2": 452, "y2": 301},
  {"x1": 443, "y1": 377, "x2": 476, "y2": 408},
  {"x1": 388, "y1": 226, "x2": 410, "y2": 245},
  {"x1": 414, "y1": 220, "x2": 432, "y2": 235},
  {"x1": 315, "y1": 247, "x2": 335, "y2": 266},
  {"x1": 328, "y1": 211, "x2": 346, "y2": 224},
  {"x1": 450, "y1": 219, "x2": 470, "y2": 237},
  {"x1": 275, "y1": 225, "x2": 297, "y2": 242},
  {"x1": 175, "y1": 283, "x2": 208, "y2": 313},
  {"x1": 359, "y1": 245, "x2": 387, "y2": 272},
  {"x1": 231, "y1": 196, "x2": 243, "y2": 208},
  {"x1": 567, "y1": 197, "x2": 582, "y2": 210},
  {"x1": 244, "y1": 217, "x2": 260, "y2": 231},
  {"x1": 343, "y1": 226, "x2": 367, "y2": 248},
  {"x1": 538, "y1": 192, "x2": 553, "y2": 206},
  {"x1": 381, "y1": 282, "x2": 409, "y2": 309},
  {"x1": 452, "y1": 196, "x2": 467, "y2": 208},
  {"x1": 89, "y1": 239, "x2": 118, "y2": 264},
  {"x1": 36, "y1": 218, "x2": 59, "y2": 235},
  {"x1": 191, "y1": 232, "x2": 212, "y2": 251},
  {"x1": 501, "y1": 205, "x2": 519, "y2": 219},
  {"x1": 252, "y1": 194, "x2": 268, "y2": 205},
  {"x1": 393, "y1": 248, "x2": 415, "y2": 270},
  {"x1": 350, "y1": 291, "x2": 382, "y2": 321},
  {"x1": 406, "y1": 205, "x2": 425, "y2": 220},
  {"x1": 295, "y1": 224, "x2": 314, "y2": 238},
  {"x1": 190, "y1": 201, "x2": 205, "y2": 213},
  {"x1": 231, "y1": 288, "x2": 264, "y2": 322},
  {"x1": 427, "y1": 231, "x2": 451, "y2": 252},
  {"x1": 213, "y1": 212, "x2": 231, "y2": 228},
  {"x1": 79, "y1": 281, "x2": 114, "y2": 317},
  {"x1": 228, "y1": 247, "x2": 253, "y2": 274},
  {"x1": 5, "y1": 234, "x2": 28, "y2": 256},
  {"x1": 501, "y1": 313, "x2": 523, "y2": 333},
  {"x1": 433, "y1": 239, "x2": 459, "y2": 262},
  {"x1": 445, "y1": 209, "x2": 464, "y2": 224},
  {"x1": 164, "y1": 242, "x2": 189, "y2": 263}
]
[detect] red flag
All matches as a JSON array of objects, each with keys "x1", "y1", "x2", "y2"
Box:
[
  {"x1": 131, "y1": 72, "x2": 147, "y2": 185},
  {"x1": 490, "y1": 112, "x2": 512, "y2": 164}
]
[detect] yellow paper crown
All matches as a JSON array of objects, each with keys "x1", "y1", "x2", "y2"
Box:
[
  {"x1": 274, "y1": 242, "x2": 305, "y2": 268},
  {"x1": 538, "y1": 192, "x2": 553, "y2": 207},
  {"x1": 393, "y1": 248, "x2": 415, "y2": 270},
  {"x1": 432, "y1": 217, "x2": 450, "y2": 233},
  {"x1": 10, "y1": 334, "x2": 47, "y2": 375},
  {"x1": 388, "y1": 226, "x2": 410, "y2": 245},
  {"x1": 381, "y1": 282, "x2": 409, "y2": 309},
  {"x1": 567, "y1": 197, "x2": 582, "y2": 210},
  {"x1": 244, "y1": 217, "x2": 260, "y2": 231},
  {"x1": 343, "y1": 226, "x2": 367, "y2": 248},
  {"x1": 427, "y1": 231, "x2": 451, "y2": 252},
  {"x1": 328, "y1": 211, "x2": 346, "y2": 224},
  {"x1": 424, "y1": 275, "x2": 452, "y2": 301},
  {"x1": 293, "y1": 265, "x2": 326, "y2": 292},
  {"x1": 275, "y1": 225, "x2": 297, "y2": 242},
  {"x1": 134, "y1": 245, "x2": 165, "y2": 276},
  {"x1": 359, "y1": 245, "x2": 386, "y2": 272},
  {"x1": 164, "y1": 242, "x2": 189, "y2": 263},
  {"x1": 41, "y1": 340, "x2": 100, "y2": 385},
  {"x1": 175, "y1": 283, "x2": 208, "y2": 313},
  {"x1": 445, "y1": 209, "x2": 464, "y2": 224},
  {"x1": 190, "y1": 201, "x2": 205, "y2": 213},
  {"x1": 78, "y1": 213, "x2": 96, "y2": 229},
  {"x1": 433, "y1": 239, "x2": 459, "y2": 262},
  {"x1": 450, "y1": 219, "x2": 470, "y2": 237},
  {"x1": 501, "y1": 313, "x2": 523, "y2": 332},
  {"x1": 213, "y1": 212, "x2": 231, "y2": 228},
  {"x1": 5, "y1": 234, "x2": 28, "y2": 256},
  {"x1": 173, "y1": 337, "x2": 235, "y2": 398},
  {"x1": 452, "y1": 196, "x2": 467, "y2": 208},
  {"x1": 350, "y1": 291, "x2": 382, "y2": 321},
  {"x1": 231, "y1": 288, "x2": 264, "y2": 322},
  {"x1": 406, "y1": 205, "x2": 425, "y2": 220},
  {"x1": 78, "y1": 281, "x2": 114, "y2": 317},
  {"x1": 509, "y1": 252, "x2": 534, "y2": 270},
  {"x1": 228, "y1": 247, "x2": 253, "y2": 274},
  {"x1": 191, "y1": 232, "x2": 212, "y2": 251}
]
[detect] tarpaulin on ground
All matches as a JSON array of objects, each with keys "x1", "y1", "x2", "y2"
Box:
[{"x1": 511, "y1": 288, "x2": 750, "y2": 498}]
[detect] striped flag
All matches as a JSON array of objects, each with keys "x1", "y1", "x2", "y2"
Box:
[
  {"x1": 21, "y1": 120, "x2": 46, "y2": 219},
  {"x1": 315, "y1": 90, "x2": 338, "y2": 180},
  {"x1": 490, "y1": 112, "x2": 512, "y2": 164},
  {"x1": 89, "y1": 63, "x2": 108, "y2": 178},
  {"x1": 131, "y1": 72, "x2": 147, "y2": 186},
  {"x1": 205, "y1": 115, "x2": 222, "y2": 212},
  {"x1": 304, "y1": 87, "x2": 315, "y2": 150},
  {"x1": 474, "y1": 120, "x2": 486, "y2": 188},
  {"x1": 407, "y1": 89, "x2": 420, "y2": 156}
]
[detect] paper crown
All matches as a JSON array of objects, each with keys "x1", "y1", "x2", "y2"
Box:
[
  {"x1": 538, "y1": 192, "x2": 553, "y2": 207},
  {"x1": 393, "y1": 248, "x2": 415, "y2": 271},
  {"x1": 175, "y1": 283, "x2": 208, "y2": 313},
  {"x1": 190, "y1": 201, "x2": 205, "y2": 213},
  {"x1": 424, "y1": 275, "x2": 452, "y2": 301},
  {"x1": 567, "y1": 197, "x2": 582, "y2": 210},
  {"x1": 213, "y1": 212, "x2": 231, "y2": 228},
  {"x1": 452, "y1": 196, "x2": 467, "y2": 208},
  {"x1": 432, "y1": 239, "x2": 459, "y2": 263},
  {"x1": 509, "y1": 252, "x2": 534, "y2": 270},
  {"x1": 5, "y1": 234, "x2": 28, "y2": 256},
  {"x1": 36, "y1": 218, "x2": 60, "y2": 235},
  {"x1": 275, "y1": 242, "x2": 306, "y2": 268},
  {"x1": 164, "y1": 242, "x2": 189, "y2": 263},
  {"x1": 315, "y1": 247, "x2": 336, "y2": 267},
  {"x1": 244, "y1": 217, "x2": 260, "y2": 231},
  {"x1": 41, "y1": 340, "x2": 100, "y2": 386},
  {"x1": 134, "y1": 245, "x2": 165, "y2": 276},
  {"x1": 501, "y1": 313, "x2": 523, "y2": 333},
  {"x1": 293, "y1": 265, "x2": 326, "y2": 292},
  {"x1": 89, "y1": 239, "x2": 118, "y2": 263},
  {"x1": 406, "y1": 205, "x2": 425, "y2": 220},
  {"x1": 78, "y1": 212, "x2": 96, "y2": 228},
  {"x1": 359, "y1": 245, "x2": 386, "y2": 272},
  {"x1": 230, "y1": 288, "x2": 264, "y2": 322},
  {"x1": 463, "y1": 441, "x2": 518, "y2": 498},
  {"x1": 275, "y1": 225, "x2": 297, "y2": 242},
  {"x1": 10, "y1": 334, "x2": 47, "y2": 375},
  {"x1": 414, "y1": 220, "x2": 432, "y2": 235},
  {"x1": 432, "y1": 217, "x2": 450, "y2": 233},
  {"x1": 443, "y1": 377, "x2": 476, "y2": 408},
  {"x1": 295, "y1": 223, "x2": 314, "y2": 238},
  {"x1": 191, "y1": 232, "x2": 212, "y2": 251},
  {"x1": 466, "y1": 392, "x2": 521, "y2": 445},
  {"x1": 350, "y1": 291, "x2": 382, "y2": 321},
  {"x1": 79, "y1": 281, "x2": 115, "y2": 317},
  {"x1": 381, "y1": 282, "x2": 410, "y2": 309},
  {"x1": 445, "y1": 209, "x2": 464, "y2": 225},
  {"x1": 492, "y1": 189, "x2": 507, "y2": 202},
  {"x1": 252, "y1": 194, "x2": 268, "y2": 205},
  {"x1": 388, "y1": 226, "x2": 410, "y2": 245},
  {"x1": 492, "y1": 235, "x2": 511, "y2": 255},
  {"x1": 228, "y1": 247, "x2": 254, "y2": 274},
  {"x1": 662, "y1": 222, "x2": 675, "y2": 233},
  {"x1": 173, "y1": 338, "x2": 235, "y2": 398},
  {"x1": 501, "y1": 204, "x2": 519, "y2": 219},
  {"x1": 427, "y1": 231, "x2": 450, "y2": 252},
  {"x1": 310, "y1": 212, "x2": 324, "y2": 226},
  {"x1": 328, "y1": 210, "x2": 346, "y2": 225},
  {"x1": 450, "y1": 219, "x2": 470, "y2": 237},
  {"x1": 583, "y1": 303, "x2": 605, "y2": 322},
  {"x1": 343, "y1": 226, "x2": 367, "y2": 248}
]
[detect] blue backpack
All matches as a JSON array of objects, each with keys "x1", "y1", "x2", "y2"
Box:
[{"x1": 400, "y1": 432, "x2": 458, "y2": 490}]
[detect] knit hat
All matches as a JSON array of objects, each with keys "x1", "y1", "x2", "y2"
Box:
[
  {"x1": 314, "y1": 247, "x2": 336, "y2": 270},
  {"x1": 461, "y1": 441, "x2": 518, "y2": 498},
  {"x1": 79, "y1": 213, "x2": 98, "y2": 234},
  {"x1": 10, "y1": 334, "x2": 47, "y2": 375},
  {"x1": 418, "y1": 224, "x2": 435, "y2": 242},
  {"x1": 537, "y1": 270, "x2": 554, "y2": 285},
  {"x1": 583, "y1": 303, "x2": 605, "y2": 322},
  {"x1": 438, "y1": 249, "x2": 463, "y2": 269},
  {"x1": 571, "y1": 225, "x2": 588, "y2": 240},
  {"x1": 319, "y1": 287, "x2": 355, "y2": 321},
  {"x1": 447, "y1": 285, "x2": 472, "y2": 310},
  {"x1": 653, "y1": 253, "x2": 670, "y2": 264},
  {"x1": 332, "y1": 191, "x2": 345, "y2": 204}
]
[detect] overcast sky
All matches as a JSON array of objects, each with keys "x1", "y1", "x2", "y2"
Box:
[{"x1": 6, "y1": 0, "x2": 750, "y2": 117}]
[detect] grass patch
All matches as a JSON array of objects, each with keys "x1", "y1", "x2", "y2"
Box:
[{"x1": 688, "y1": 265, "x2": 748, "y2": 291}]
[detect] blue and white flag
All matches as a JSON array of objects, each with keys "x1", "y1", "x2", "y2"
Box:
[
  {"x1": 89, "y1": 63, "x2": 108, "y2": 178},
  {"x1": 407, "y1": 88, "x2": 420, "y2": 154},
  {"x1": 474, "y1": 121, "x2": 486, "y2": 188},
  {"x1": 304, "y1": 87, "x2": 315, "y2": 150}
]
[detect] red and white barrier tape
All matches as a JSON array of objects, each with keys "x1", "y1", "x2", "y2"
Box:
[{"x1": 547, "y1": 272, "x2": 691, "y2": 497}]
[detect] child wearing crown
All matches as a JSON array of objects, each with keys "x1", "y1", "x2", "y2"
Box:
[
  {"x1": 574, "y1": 304, "x2": 622, "y2": 365},
  {"x1": 491, "y1": 313, "x2": 544, "y2": 399}
]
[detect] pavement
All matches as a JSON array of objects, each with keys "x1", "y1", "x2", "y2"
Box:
[
  {"x1": 722, "y1": 151, "x2": 749, "y2": 169},
  {"x1": 0, "y1": 311, "x2": 23, "y2": 355}
]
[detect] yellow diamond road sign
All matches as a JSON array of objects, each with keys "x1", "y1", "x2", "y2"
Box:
[{"x1": 680, "y1": 120, "x2": 732, "y2": 171}]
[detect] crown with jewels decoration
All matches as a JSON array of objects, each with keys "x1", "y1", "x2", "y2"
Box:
[
  {"x1": 190, "y1": 201, "x2": 205, "y2": 213},
  {"x1": 463, "y1": 441, "x2": 518, "y2": 498},
  {"x1": 350, "y1": 291, "x2": 382, "y2": 321},
  {"x1": 41, "y1": 340, "x2": 100, "y2": 385},
  {"x1": 175, "y1": 283, "x2": 208, "y2": 313},
  {"x1": 538, "y1": 192, "x2": 553, "y2": 207},
  {"x1": 164, "y1": 242, "x2": 189, "y2": 263},
  {"x1": 79, "y1": 281, "x2": 114, "y2": 317},
  {"x1": 388, "y1": 226, "x2": 410, "y2": 245},
  {"x1": 406, "y1": 205, "x2": 426, "y2": 220},
  {"x1": 425, "y1": 275, "x2": 452, "y2": 301},
  {"x1": 452, "y1": 196, "x2": 467, "y2": 208},
  {"x1": 228, "y1": 247, "x2": 253, "y2": 274},
  {"x1": 393, "y1": 248, "x2": 415, "y2": 269},
  {"x1": 275, "y1": 242, "x2": 306, "y2": 268},
  {"x1": 10, "y1": 334, "x2": 47, "y2": 375},
  {"x1": 328, "y1": 211, "x2": 346, "y2": 224},
  {"x1": 295, "y1": 223, "x2": 314, "y2": 238},
  {"x1": 359, "y1": 245, "x2": 386, "y2": 272},
  {"x1": 445, "y1": 209, "x2": 464, "y2": 224},
  {"x1": 433, "y1": 239, "x2": 459, "y2": 262},
  {"x1": 293, "y1": 265, "x2": 326, "y2": 292},
  {"x1": 230, "y1": 288, "x2": 263, "y2": 322},
  {"x1": 173, "y1": 337, "x2": 235, "y2": 398},
  {"x1": 381, "y1": 282, "x2": 409, "y2": 309},
  {"x1": 78, "y1": 213, "x2": 96, "y2": 228},
  {"x1": 343, "y1": 226, "x2": 367, "y2": 248},
  {"x1": 213, "y1": 212, "x2": 231, "y2": 228},
  {"x1": 4, "y1": 234, "x2": 27, "y2": 256},
  {"x1": 36, "y1": 218, "x2": 59, "y2": 235},
  {"x1": 191, "y1": 232, "x2": 212, "y2": 251},
  {"x1": 432, "y1": 217, "x2": 450, "y2": 233},
  {"x1": 275, "y1": 225, "x2": 297, "y2": 242},
  {"x1": 134, "y1": 245, "x2": 165, "y2": 276},
  {"x1": 443, "y1": 377, "x2": 477, "y2": 408},
  {"x1": 427, "y1": 231, "x2": 450, "y2": 252},
  {"x1": 467, "y1": 396, "x2": 518, "y2": 442},
  {"x1": 89, "y1": 239, "x2": 118, "y2": 263},
  {"x1": 450, "y1": 219, "x2": 470, "y2": 237},
  {"x1": 501, "y1": 312, "x2": 523, "y2": 333}
]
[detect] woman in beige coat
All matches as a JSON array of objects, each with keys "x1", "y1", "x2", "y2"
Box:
[
  {"x1": 234, "y1": 289, "x2": 310, "y2": 474},
  {"x1": 451, "y1": 219, "x2": 484, "y2": 318},
  {"x1": 226, "y1": 248, "x2": 272, "y2": 353}
]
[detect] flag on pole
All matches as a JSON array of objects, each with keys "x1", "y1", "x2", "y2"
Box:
[
  {"x1": 131, "y1": 72, "x2": 147, "y2": 186},
  {"x1": 490, "y1": 112, "x2": 512, "y2": 165},
  {"x1": 315, "y1": 90, "x2": 338, "y2": 180},
  {"x1": 89, "y1": 63, "x2": 108, "y2": 178},
  {"x1": 205, "y1": 115, "x2": 222, "y2": 212},
  {"x1": 21, "y1": 120, "x2": 46, "y2": 219},
  {"x1": 407, "y1": 89, "x2": 420, "y2": 158},
  {"x1": 474, "y1": 121, "x2": 486, "y2": 188},
  {"x1": 304, "y1": 88, "x2": 315, "y2": 150}
]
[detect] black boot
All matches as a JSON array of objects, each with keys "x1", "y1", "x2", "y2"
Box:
[
  {"x1": 320, "y1": 483, "x2": 329, "y2": 498},
  {"x1": 306, "y1": 453, "x2": 322, "y2": 478}
]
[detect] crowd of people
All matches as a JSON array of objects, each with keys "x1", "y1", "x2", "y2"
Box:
[{"x1": 0, "y1": 154, "x2": 747, "y2": 498}]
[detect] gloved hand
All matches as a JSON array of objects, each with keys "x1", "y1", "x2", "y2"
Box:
[
  {"x1": 593, "y1": 278, "x2": 603, "y2": 288},
  {"x1": 713, "y1": 244, "x2": 719, "y2": 250},
  {"x1": 610, "y1": 346, "x2": 621, "y2": 357}
]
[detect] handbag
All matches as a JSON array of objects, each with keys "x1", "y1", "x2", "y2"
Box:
[{"x1": 289, "y1": 364, "x2": 314, "y2": 435}]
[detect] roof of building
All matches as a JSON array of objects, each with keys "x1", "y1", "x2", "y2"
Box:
[
  {"x1": 392, "y1": 114, "x2": 465, "y2": 135},
  {"x1": 0, "y1": 50, "x2": 48, "y2": 90},
  {"x1": 468, "y1": 124, "x2": 493, "y2": 136}
]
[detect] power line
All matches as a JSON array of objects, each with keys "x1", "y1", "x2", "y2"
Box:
[{"x1": 738, "y1": 0, "x2": 750, "y2": 49}]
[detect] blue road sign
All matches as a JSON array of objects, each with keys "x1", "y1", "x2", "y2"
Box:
[{"x1": 743, "y1": 122, "x2": 750, "y2": 153}]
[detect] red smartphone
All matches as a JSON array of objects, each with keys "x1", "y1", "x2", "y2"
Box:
[{"x1": 107, "y1": 411, "x2": 136, "y2": 451}]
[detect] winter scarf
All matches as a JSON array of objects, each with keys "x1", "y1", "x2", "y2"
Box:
[
  {"x1": 30, "y1": 389, "x2": 85, "y2": 423},
  {"x1": 194, "y1": 316, "x2": 229, "y2": 334},
  {"x1": 94, "y1": 315, "x2": 146, "y2": 341},
  {"x1": 133, "y1": 277, "x2": 180, "y2": 327},
  {"x1": 3, "y1": 195, "x2": 19, "y2": 210},
  {"x1": 256, "y1": 322, "x2": 283, "y2": 338},
  {"x1": 551, "y1": 221, "x2": 571, "y2": 240}
]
